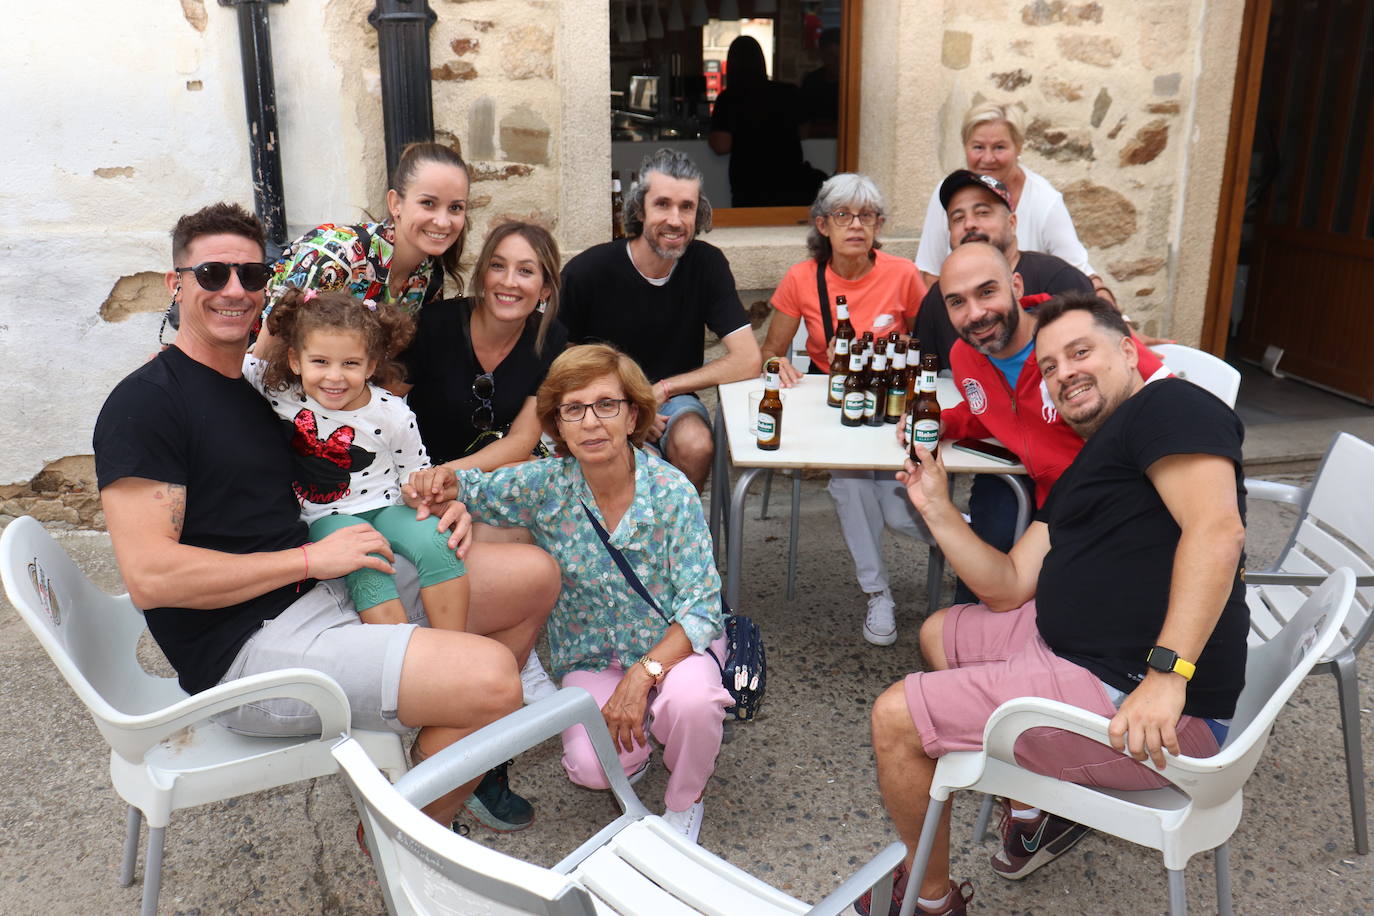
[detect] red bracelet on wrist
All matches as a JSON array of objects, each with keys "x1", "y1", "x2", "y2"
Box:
[{"x1": 297, "y1": 542, "x2": 312, "y2": 591}]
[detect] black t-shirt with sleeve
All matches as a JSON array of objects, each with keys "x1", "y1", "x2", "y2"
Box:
[
  {"x1": 558, "y1": 239, "x2": 748, "y2": 386},
  {"x1": 1034, "y1": 378, "x2": 1249, "y2": 719},
  {"x1": 93, "y1": 346, "x2": 310, "y2": 695},
  {"x1": 916, "y1": 250, "x2": 1093, "y2": 368},
  {"x1": 403, "y1": 297, "x2": 568, "y2": 464}
]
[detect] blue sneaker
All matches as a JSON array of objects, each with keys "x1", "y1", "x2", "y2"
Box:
[{"x1": 463, "y1": 760, "x2": 534, "y2": 832}]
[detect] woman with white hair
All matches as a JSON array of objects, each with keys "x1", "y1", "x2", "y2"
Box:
[
  {"x1": 914, "y1": 102, "x2": 1112, "y2": 304},
  {"x1": 759, "y1": 173, "x2": 932, "y2": 646}
]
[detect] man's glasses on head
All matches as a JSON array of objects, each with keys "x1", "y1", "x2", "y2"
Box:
[
  {"x1": 828, "y1": 210, "x2": 880, "y2": 228},
  {"x1": 174, "y1": 261, "x2": 273, "y2": 293},
  {"x1": 555, "y1": 398, "x2": 628, "y2": 423}
]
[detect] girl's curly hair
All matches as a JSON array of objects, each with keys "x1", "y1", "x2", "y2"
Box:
[{"x1": 260, "y1": 287, "x2": 415, "y2": 392}]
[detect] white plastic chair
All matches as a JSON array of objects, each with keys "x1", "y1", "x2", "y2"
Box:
[
  {"x1": 0, "y1": 516, "x2": 409, "y2": 916},
  {"x1": 904, "y1": 567, "x2": 1356, "y2": 916},
  {"x1": 335, "y1": 686, "x2": 907, "y2": 915},
  {"x1": 1243, "y1": 431, "x2": 1374, "y2": 853},
  {"x1": 1152, "y1": 343, "x2": 1242, "y2": 406}
]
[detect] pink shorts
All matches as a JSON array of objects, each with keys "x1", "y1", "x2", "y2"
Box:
[{"x1": 903, "y1": 600, "x2": 1220, "y2": 791}]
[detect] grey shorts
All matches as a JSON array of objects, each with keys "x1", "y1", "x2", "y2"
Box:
[
  {"x1": 214, "y1": 560, "x2": 427, "y2": 737},
  {"x1": 648, "y1": 393, "x2": 712, "y2": 457}
]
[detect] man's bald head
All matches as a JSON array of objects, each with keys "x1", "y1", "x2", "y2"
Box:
[{"x1": 938, "y1": 242, "x2": 1028, "y2": 358}]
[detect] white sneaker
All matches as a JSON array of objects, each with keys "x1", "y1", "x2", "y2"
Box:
[
  {"x1": 862, "y1": 590, "x2": 898, "y2": 646},
  {"x1": 520, "y1": 651, "x2": 558, "y2": 704},
  {"x1": 661, "y1": 799, "x2": 705, "y2": 844}
]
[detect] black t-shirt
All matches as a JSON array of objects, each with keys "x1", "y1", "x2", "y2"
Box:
[
  {"x1": 404, "y1": 297, "x2": 568, "y2": 464},
  {"x1": 93, "y1": 346, "x2": 310, "y2": 695},
  {"x1": 710, "y1": 82, "x2": 812, "y2": 207},
  {"x1": 1035, "y1": 379, "x2": 1249, "y2": 719},
  {"x1": 558, "y1": 239, "x2": 748, "y2": 385},
  {"x1": 917, "y1": 250, "x2": 1093, "y2": 367}
]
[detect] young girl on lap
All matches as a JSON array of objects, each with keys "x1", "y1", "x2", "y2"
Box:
[{"x1": 246, "y1": 287, "x2": 468, "y2": 629}]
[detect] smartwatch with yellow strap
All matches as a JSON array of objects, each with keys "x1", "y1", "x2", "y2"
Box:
[{"x1": 1146, "y1": 645, "x2": 1195, "y2": 681}]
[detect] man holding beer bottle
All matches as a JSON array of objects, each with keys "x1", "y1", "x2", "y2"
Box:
[{"x1": 759, "y1": 173, "x2": 929, "y2": 647}]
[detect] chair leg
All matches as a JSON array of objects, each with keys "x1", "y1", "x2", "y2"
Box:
[
  {"x1": 119, "y1": 806, "x2": 141, "y2": 887},
  {"x1": 786, "y1": 472, "x2": 801, "y2": 600},
  {"x1": 972, "y1": 794, "x2": 996, "y2": 844},
  {"x1": 900, "y1": 797, "x2": 946, "y2": 916},
  {"x1": 1166, "y1": 867, "x2": 1188, "y2": 916},
  {"x1": 140, "y1": 826, "x2": 166, "y2": 916},
  {"x1": 760, "y1": 469, "x2": 774, "y2": 519},
  {"x1": 1214, "y1": 841, "x2": 1233, "y2": 916},
  {"x1": 1332, "y1": 656, "x2": 1369, "y2": 854}
]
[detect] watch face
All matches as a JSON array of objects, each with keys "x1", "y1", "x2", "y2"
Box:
[
  {"x1": 644, "y1": 659, "x2": 664, "y2": 677},
  {"x1": 1147, "y1": 647, "x2": 1178, "y2": 672}
]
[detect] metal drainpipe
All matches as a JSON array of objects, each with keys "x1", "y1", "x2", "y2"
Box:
[
  {"x1": 219, "y1": 0, "x2": 288, "y2": 259},
  {"x1": 368, "y1": 0, "x2": 438, "y2": 181}
]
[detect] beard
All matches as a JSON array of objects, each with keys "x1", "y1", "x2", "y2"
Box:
[
  {"x1": 959, "y1": 304, "x2": 1020, "y2": 356},
  {"x1": 646, "y1": 226, "x2": 692, "y2": 261}
]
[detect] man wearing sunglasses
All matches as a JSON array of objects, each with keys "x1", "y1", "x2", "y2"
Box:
[
  {"x1": 94, "y1": 202, "x2": 559, "y2": 834},
  {"x1": 559, "y1": 149, "x2": 762, "y2": 490}
]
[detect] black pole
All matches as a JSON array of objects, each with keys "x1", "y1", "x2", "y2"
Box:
[
  {"x1": 369, "y1": 0, "x2": 437, "y2": 182},
  {"x1": 220, "y1": 0, "x2": 288, "y2": 257}
]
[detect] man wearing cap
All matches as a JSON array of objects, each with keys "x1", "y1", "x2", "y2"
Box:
[{"x1": 915, "y1": 170, "x2": 1094, "y2": 369}]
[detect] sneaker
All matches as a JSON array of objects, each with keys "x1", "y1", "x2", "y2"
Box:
[
  {"x1": 989, "y1": 804, "x2": 1090, "y2": 880},
  {"x1": 661, "y1": 799, "x2": 705, "y2": 844},
  {"x1": 862, "y1": 590, "x2": 897, "y2": 646},
  {"x1": 856, "y1": 865, "x2": 974, "y2": 916},
  {"x1": 521, "y1": 651, "x2": 558, "y2": 704},
  {"x1": 463, "y1": 760, "x2": 535, "y2": 832}
]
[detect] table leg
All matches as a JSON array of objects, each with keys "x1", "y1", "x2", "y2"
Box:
[
  {"x1": 709, "y1": 403, "x2": 728, "y2": 551},
  {"x1": 726, "y1": 467, "x2": 767, "y2": 609},
  {"x1": 997, "y1": 475, "x2": 1032, "y2": 539},
  {"x1": 926, "y1": 544, "x2": 945, "y2": 613},
  {"x1": 786, "y1": 471, "x2": 802, "y2": 600}
]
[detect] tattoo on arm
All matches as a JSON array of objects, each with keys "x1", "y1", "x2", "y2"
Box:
[{"x1": 153, "y1": 483, "x2": 187, "y2": 537}]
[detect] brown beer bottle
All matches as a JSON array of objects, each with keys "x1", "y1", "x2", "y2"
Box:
[
  {"x1": 841, "y1": 348, "x2": 867, "y2": 427},
  {"x1": 827, "y1": 297, "x2": 853, "y2": 408},
  {"x1": 885, "y1": 339, "x2": 908, "y2": 423},
  {"x1": 865, "y1": 342, "x2": 888, "y2": 426},
  {"x1": 905, "y1": 335, "x2": 921, "y2": 402},
  {"x1": 611, "y1": 171, "x2": 626, "y2": 239},
  {"x1": 756, "y1": 358, "x2": 784, "y2": 450},
  {"x1": 908, "y1": 352, "x2": 942, "y2": 460}
]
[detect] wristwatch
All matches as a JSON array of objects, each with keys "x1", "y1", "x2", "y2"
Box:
[
  {"x1": 639, "y1": 656, "x2": 665, "y2": 684},
  {"x1": 1146, "y1": 646, "x2": 1196, "y2": 681}
]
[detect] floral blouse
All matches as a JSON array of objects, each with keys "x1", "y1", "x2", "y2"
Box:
[
  {"x1": 456, "y1": 450, "x2": 724, "y2": 678},
  {"x1": 264, "y1": 221, "x2": 440, "y2": 318}
]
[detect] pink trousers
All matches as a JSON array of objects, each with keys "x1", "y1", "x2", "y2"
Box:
[{"x1": 560, "y1": 637, "x2": 731, "y2": 811}]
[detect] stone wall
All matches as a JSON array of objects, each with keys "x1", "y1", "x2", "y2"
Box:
[{"x1": 933, "y1": 0, "x2": 1212, "y2": 342}]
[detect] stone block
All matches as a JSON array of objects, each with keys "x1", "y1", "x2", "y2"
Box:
[
  {"x1": 1091, "y1": 88, "x2": 1112, "y2": 128},
  {"x1": 450, "y1": 37, "x2": 479, "y2": 56},
  {"x1": 1119, "y1": 119, "x2": 1170, "y2": 166},
  {"x1": 1153, "y1": 73, "x2": 1181, "y2": 96},
  {"x1": 501, "y1": 27, "x2": 554, "y2": 80},
  {"x1": 1057, "y1": 34, "x2": 1121, "y2": 67},
  {"x1": 1022, "y1": 1, "x2": 1103, "y2": 25},
  {"x1": 1140, "y1": 2, "x2": 1191, "y2": 70},
  {"x1": 93, "y1": 167, "x2": 135, "y2": 179},
  {"x1": 468, "y1": 96, "x2": 497, "y2": 160},
  {"x1": 1010, "y1": 39, "x2": 1035, "y2": 57},
  {"x1": 1042, "y1": 78, "x2": 1084, "y2": 102},
  {"x1": 1026, "y1": 117, "x2": 1095, "y2": 162},
  {"x1": 180, "y1": 0, "x2": 207, "y2": 32},
  {"x1": 1106, "y1": 116, "x2": 1126, "y2": 139},
  {"x1": 1108, "y1": 256, "x2": 1165, "y2": 281},
  {"x1": 100, "y1": 272, "x2": 167, "y2": 322},
  {"x1": 1147, "y1": 101, "x2": 1181, "y2": 114},
  {"x1": 991, "y1": 69, "x2": 1032, "y2": 91},
  {"x1": 471, "y1": 163, "x2": 535, "y2": 182},
  {"x1": 1061, "y1": 180, "x2": 1137, "y2": 248},
  {"x1": 499, "y1": 106, "x2": 551, "y2": 165},
  {"x1": 942, "y1": 31, "x2": 972, "y2": 70},
  {"x1": 432, "y1": 61, "x2": 477, "y2": 81}
]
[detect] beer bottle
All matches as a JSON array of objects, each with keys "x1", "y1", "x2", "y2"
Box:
[
  {"x1": 827, "y1": 297, "x2": 853, "y2": 408},
  {"x1": 885, "y1": 339, "x2": 908, "y2": 423},
  {"x1": 611, "y1": 171, "x2": 625, "y2": 239},
  {"x1": 908, "y1": 352, "x2": 942, "y2": 460},
  {"x1": 860, "y1": 330, "x2": 875, "y2": 351},
  {"x1": 841, "y1": 349, "x2": 867, "y2": 427},
  {"x1": 865, "y1": 344, "x2": 888, "y2": 426},
  {"x1": 756, "y1": 357, "x2": 784, "y2": 450},
  {"x1": 905, "y1": 335, "x2": 921, "y2": 402}
]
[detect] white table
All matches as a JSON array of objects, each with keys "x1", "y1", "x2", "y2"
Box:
[{"x1": 708, "y1": 375, "x2": 1030, "y2": 610}]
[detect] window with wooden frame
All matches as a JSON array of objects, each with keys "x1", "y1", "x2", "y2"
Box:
[{"x1": 608, "y1": 1, "x2": 861, "y2": 228}]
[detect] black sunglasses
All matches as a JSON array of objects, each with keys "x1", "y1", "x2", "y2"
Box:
[
  {"x1": 472, "y1": 372, "x2": 496, "y2": 431},
  {"x1": 174, "y1": 261, "x2": 273, "y2": 293}
]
